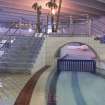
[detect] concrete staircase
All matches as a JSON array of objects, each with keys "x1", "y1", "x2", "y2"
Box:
[{"x1": 0, "y1": 36, "x2": 44, "y2": 73}]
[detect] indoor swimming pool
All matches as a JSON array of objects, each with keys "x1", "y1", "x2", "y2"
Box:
[{"x1": 48, "y1": 71, "x2": 105, "y2": 105}]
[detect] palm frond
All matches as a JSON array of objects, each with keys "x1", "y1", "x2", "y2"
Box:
[
  {"x1": 38, "y1": 5, "x2": 42, "y2": 10},
  {"x1": 53, "y1": 3, "x2": 58, "y2": 9},
  {"x1": 46, "y1": 2, "x2": 53, "y2": 8},
  {"x1": 46, "y1": 1, "x2": 58, "y2": 9},
  {"x1": 32, "y1": 2, "x2": 42, "y2": 11},
  {"x1": 32, "y1": 2, "x2": 38, "y2": 10}
]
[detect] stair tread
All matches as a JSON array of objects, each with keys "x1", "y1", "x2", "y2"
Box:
[{"x1": 0, "y1": 37, "x2": 44, "y2": 72}]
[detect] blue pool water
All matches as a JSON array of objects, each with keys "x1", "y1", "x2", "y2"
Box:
[{"x1": 56, "y1": 72, "x2": 105, "y2": 105}]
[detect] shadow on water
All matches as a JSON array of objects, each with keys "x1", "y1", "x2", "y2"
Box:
[
  {"x1": 71, "y1": 72, "x2": 87, "y2": 105},
  {"x1": 47, "y1": 70, "x2": 60, "y2": 105},
  {"x1": 47, "y1": 70, "x2": 95, "y2": 105}
]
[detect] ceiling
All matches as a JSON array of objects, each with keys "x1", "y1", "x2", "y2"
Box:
[{"x1": 0, "y1": 0, "x2": 105, "y2": 24}]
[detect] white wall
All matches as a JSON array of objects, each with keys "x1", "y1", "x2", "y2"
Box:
[
  {"x1": 45, "y1": 37, "x2": 105, "y2": 67},
  {"x1": 31, "y1": 39, "x2": 46, "y2": 74},
  {"x1": 60, "y1": 46, "x2": 96, "y2": 60},
  {"x1": 32, "y1": 36, "x2": 105, "y2": 73}
]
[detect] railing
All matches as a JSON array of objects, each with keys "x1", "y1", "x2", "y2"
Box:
[
  {"x1": 92, "y1": 19, "x2": 105, "y2": 36},
  {"x1": 2, "y1": 19, "x2": 105, "y2": 37},
  {"x1": 57, "y1": 59, "x2": 96, "y2": 73},
  {"x1": 45, "y1": 33, "x2": 89, "y2": 37},
  {"x1": 4, "y1": 22, "x2": 18, "y2": 35},
  {"x1": 92, "y1": 23, "x2": 105, "y2": 35},
  {"x1": 0, "y1": 18, "x2": 90, "y2": 37},
  {"x1": 0, "y1": 36, "x2": 44, "y2": 72},
  {"x1": 95, "y1": 19, "x2": 105, "y2": 29}
]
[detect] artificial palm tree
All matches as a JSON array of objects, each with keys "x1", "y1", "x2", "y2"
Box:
[
  {"x1": 46, "y1": 0, "x2": 58, "y2": 32},
  {"x1": 32, "y1": 2, "x2": 42, "y2": 33},
  {"x1": 56, "y1": 0, "x2": 62, "y2": 32}
]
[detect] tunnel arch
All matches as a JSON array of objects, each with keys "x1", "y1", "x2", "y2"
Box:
[{"x1": 55, "y1": 42, "x2": 99, "y2": 60}]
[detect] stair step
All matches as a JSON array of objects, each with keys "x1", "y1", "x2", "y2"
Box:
[
  {"x1": 0, "y1": 63, "x2": 33, "y2": 68},
  {"x1": 0, "y1": 65, "x2": 32, "y2": 70},
  {"x1": 0, "y1": 58, "x2": 36, "y2": 63},
  {"x1": 0, "y1": 37, "x2": 44, "y2": 73},
  {"x1": 0, "y1": 67, "x2": 31, "y2": 73},
  {"x1": 1, "y1": 55, "x2": 38, "y2": 61},
  {"x1": 4, "y1": 52, "x2": 37, "y2": 56},
  {"x1": 0, "y1": 62, "x2": 33, "y2": 65}
]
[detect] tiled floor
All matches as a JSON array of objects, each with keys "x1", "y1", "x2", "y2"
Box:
[
  {"x1": 0, "y1": 71, "x2": 105, "y2": 105},
  {"x1": 0, "y1": 74, "x2": 31, "y2": 105},
  {"x1": 30, "y1": 68, "x2": 52, "y2": 105}
]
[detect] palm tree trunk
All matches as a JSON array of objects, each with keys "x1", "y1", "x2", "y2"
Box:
[
  {"x1": 36, "y1": 11, "x2": 38, "y2": 32},
  {"x1": 46, "y1": 15, "x2": 48, "y2": 33},
  {"x1": 51, "y1": 0, "x2": 55, "y2": 32},
  {"x1": 56, "y1": 0, "x2": 62, "y2": 32},
  {"x1": 50, "y1": 6, "x2": 53, "y2": 32},
  {"x1": 51, "y1": 15, "x2": 55, "y2": 32},
  {"x1": 37, "y1": 10, "x2": 41, "y2": 33}
]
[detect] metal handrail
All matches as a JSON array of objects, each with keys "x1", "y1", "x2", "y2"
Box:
[
  {"x1": 4, "y1": 22, "x2": 18, "y2": 35},
  {"x1": 13, "y1": 27, "x2": 20, "y2": 35},
  {"x1": 93, "y1": 26, "x2": 104, "y2": 34},
  {"x1": 92, "y1": 23, "x2": 105, "y2": 34},
  {"x1": 96, "y1": 19, "x2": 105, "y2": 27},
  {"x1": 92, "y1": 19, "x2": 105, "y2": 35}
]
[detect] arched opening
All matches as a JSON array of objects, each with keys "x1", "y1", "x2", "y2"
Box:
[
  {"x1": 56, "y1": 42, "x2": 98, "y2": 73},
  {"x1": 55, "y1": 42, "x2": 98, "y2": 60}
]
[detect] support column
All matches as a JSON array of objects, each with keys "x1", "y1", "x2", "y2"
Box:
[
  {"x1": 87, "y1": 15, "x2": 92, "y2": 36},
  {"x1": 46, "y1": 15, "x2": 49, "y2": 34},
  {"x1": 69, "y1": 16, "x2": 73, "y2": 34}
]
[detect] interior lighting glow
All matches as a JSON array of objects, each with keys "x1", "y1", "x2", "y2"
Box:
[
  {"x1": 67, "y1": 45, "x2": 89, "y2": 50},
  {"x1": 0, "y1": 81, "x2": 3, "y2": 88},
  {"x1": 48, "y1": 28, "x2": 52, "y2": 33},
  {"x1": 52, "y1": 9, "x2": 56, "y2": 15},
  {"x1": 28, "y1": 28, "x2": 32, "y2": 32}
]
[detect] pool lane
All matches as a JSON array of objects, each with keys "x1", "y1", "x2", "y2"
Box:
[
  {"x1": 56, "y1": 72, "x2": 77, "y2": 105},
  {"x1": 78, "y1": 72, "x2": 105, "y2": 105},
  {"x1": 71, "y1": 72, "x2": 87, "y2": 105},
  {"x1": 47, "y1": 72, "x2": 60, "y2": 105},
  {"x1": 55, "y1": 72, "x2": 105, "y2": 105}
]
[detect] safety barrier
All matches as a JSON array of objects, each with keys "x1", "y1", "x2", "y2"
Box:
[{"x1": 57, "y1": 59, "x2": 96, "y2": 73}]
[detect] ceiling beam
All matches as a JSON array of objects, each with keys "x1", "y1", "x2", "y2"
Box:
[
  {"x1": 66, "y1": 0, "x2": 105, "y2": 12},
  {"x1": 0, "y1": 9, "x2": 86, "y2": 21},
  {"x1": 0, "y1": 0, "x2": 104, "y2": 16},
  {"x1": 0, "y1": 6, "x2": 91, "y2": 17},
  {"x1": 0, "y1": 5, "x2": 101, "y2": 18},
  {"x1": 61, "y1": 6, "x2": 103, "y2": 16}
]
